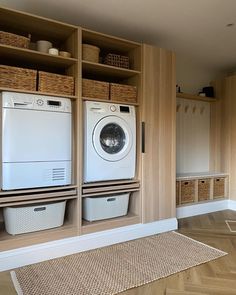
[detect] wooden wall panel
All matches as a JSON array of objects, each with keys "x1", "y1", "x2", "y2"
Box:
[
  {"x1": 141, "y1": 44, "x2": 176, "y2": 223},
  {"x1": 211, "y1": 76, "x2": 236, "y2": 200}
]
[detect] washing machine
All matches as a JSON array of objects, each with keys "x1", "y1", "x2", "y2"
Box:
[{"x1": 84, "y1": 101, "x2": 136, "y2": 182}]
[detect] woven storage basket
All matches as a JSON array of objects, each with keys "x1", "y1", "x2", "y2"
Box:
[
  {"x1": 213, "y1": 178, "x2": 225, "y2": 199},
  {"x1": 104, "y1": 53, "x2": 129, "y2": 69},
  {"x1": 180, "y1": 180, "x2": 195, "y2": 204},
  {"x1": 82, "y1": 44, "x2": 100, "y2": 63},
  {"x1": 198, "y1": 179, "x2": 210, "y2": 201},
  {"x1": 176, "y1": 181, "x2": 180, "y2": 206},
  {"x1": 38, "y1": 71, "x2": 74, "y2": 96},
  {"x1": 110, "y1": 83, "x2": 137, "y2": 103},
  {"x1": 0, "y1": 65, "x2": 36, "y2": 91},
  {"x1": 82, "y1": 78, "x2": 109, "y2": 100},
  {"x1": 0, "y1": 31, "x2": 30, "y2": 48}
]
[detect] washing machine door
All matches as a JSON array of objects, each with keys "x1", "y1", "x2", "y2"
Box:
[{"x1": 93, "y1": 116, "x2": 133, "y2": 162}]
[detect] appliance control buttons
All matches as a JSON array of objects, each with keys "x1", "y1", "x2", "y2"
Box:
[
  {"x1": 36, "y1": 99, "x2": 44, "y2": 106},
  {"x1": 110, "y1": 105, "x2": 116, "y2": 112}
]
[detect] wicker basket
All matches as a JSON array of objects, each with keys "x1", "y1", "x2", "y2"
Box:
[
  {"x1": 176, "y1": 181, "x2": 180, "y2": 206},
  {"x1": 82, "y1": 44, "x2": 100, "y2": 63},
  {"x1": 104, "y1": 53, "x2": 129, "y2": 69},
  {"x1": 82, "y1": 78, "x2": 109, "y2": 100},
  {"x1": 198, "y1": 179, "x2": 210, "y2": 201},
  {"x1": 213, "y1": 178, "x2": 225, "y2": 199},
  {"x1": 110, "y1": 83, "x2": 137, "y2": 103},
  {"x1": 180, "y1": 180, "x2": 195, "y2": 204},
  {"x1": 0, "y1": 31, "x2": 30, "y2": 48},
  {"x1": 38, "y1": 71, "x2": 74, "y2": 96},
  {"x1": 0, "y1": 65, "x2": 36, "y2": 91}
]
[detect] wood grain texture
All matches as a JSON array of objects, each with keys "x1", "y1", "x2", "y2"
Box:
[
  {"x1": 141, "y1": 44, "x2": 176, "y2": 223},
  {"x1": 177, "y1": 92, "x2": 217, "y2": 102},
  {"x1": 211, "y1": 76, "x2": 236, "y2": 200}
]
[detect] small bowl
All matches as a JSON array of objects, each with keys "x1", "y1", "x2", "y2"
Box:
[{"x1": 59, "y1": 51, "x2": 71, "y2": 58}]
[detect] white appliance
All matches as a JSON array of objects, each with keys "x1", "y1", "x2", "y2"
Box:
[
  {"x1": 84, "y1": 101, "x2": 136, "y2": 182},
  {"x1": 82, "y1": 193, "x2": 129, "y2": 221},
  {"x1": 3, "y1": 201, "x2": 66, "y2": 235},
  {"x1": 1, "y1": 92, "x2": 72, "y2": 190}
]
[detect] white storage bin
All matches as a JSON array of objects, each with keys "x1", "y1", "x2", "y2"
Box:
[
  {"x1": 3, "y1": 201, "x2": 66, "y2": 235},
  {"x1": 83, "y1": 193, "x2": 130, "y2": 222}
]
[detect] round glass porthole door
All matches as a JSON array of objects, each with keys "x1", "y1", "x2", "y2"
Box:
[{"x1": 93, "y1": 116, "x2": 133, "y2": 162}]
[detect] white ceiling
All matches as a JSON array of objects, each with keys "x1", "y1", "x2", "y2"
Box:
[{"x1": 1, "y1": 0, "x2": 236, "y2": 71}]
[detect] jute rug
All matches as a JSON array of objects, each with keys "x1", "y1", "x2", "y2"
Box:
[{"x1": 11, "y1": 231, "x2": 227, "y2": 295}]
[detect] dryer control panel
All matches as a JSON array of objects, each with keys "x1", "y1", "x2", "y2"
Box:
[
  {"x1": 2, "y1": 92, "x2": 71, "y2": 113},
  {"x1": 88, "y1": 101, "x2": 134, "y2": 117}
]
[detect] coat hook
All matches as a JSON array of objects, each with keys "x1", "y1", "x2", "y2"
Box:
[
  {"x1": 193, "y1": 106, "x2": 197, "y2": 114},
  {"x1": 200, "y1": 106, "x2": 205, "y2": 114},
  {"x1": 176, "y1": 104, "x2": 181, "y2": 112},
  {"x1": 185, "y1": 105, "x2": 189, "y2": 113}
]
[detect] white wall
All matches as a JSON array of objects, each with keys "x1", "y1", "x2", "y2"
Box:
[
  {"x1": 176, "y1": 98, "x2": 210, "y2": 173},
  {"x1": 176, "y1": 53, "x2": 225, "y2": 94}
]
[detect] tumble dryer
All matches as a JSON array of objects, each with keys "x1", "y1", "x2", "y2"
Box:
[{"x1": 84, "y1": 101, "x2": 136, "y2": 182}]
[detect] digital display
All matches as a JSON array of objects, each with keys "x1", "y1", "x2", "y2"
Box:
[
  {"x1": 120, "y1": 106, "x2": 130, "y2": 113},
  {"x1": 47, "y1": 100, "x2": 61, "y2": 106}
]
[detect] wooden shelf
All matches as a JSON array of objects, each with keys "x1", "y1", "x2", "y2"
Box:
[
  {"x1": 82, "y1": 180, "x2": 140, "y2": 196},
  {"x1": 0, "y1": 87, "x2": 78, "y2": 100},
  {"x1": 0, "y1": 220, "x2": 77, "y2": 251},
  {"x1": 177, "y1": 92, "x2": 217, "y2": 102},
  {"x1": 82, "y1": 96, "x2": 139, "y2": 106},
  {"x1": 82, "y1": 179, "x2": 139, "y2": 188},
  {"x1": 82, "y1": 28, "x2": 141, "y2": 52},
  {"x1": 0, "y1": 44, "x2": 77, "y2": 69},
  {"x1": 0, "y1": 186, "x2": 78, "y2": 207},
  {"x1": 0, "y1": 185, "x2": 77, "y2": 196},
  {"x1": 82, "y1": 60, "x2": 141, "y2": 79},
  {"x1": 82, "y1": 188, "x2": 140, "y2": 198},
  {"x1": 81, "y1": 213, "x2": 140, "y2": 235},
  {"x1": 1, "y1": 6, "x2": 77, "y2": 42}
]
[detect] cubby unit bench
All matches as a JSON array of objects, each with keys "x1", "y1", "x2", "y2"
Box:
[{"x1": 176, "y1": 172, "x2": 229, "y2": 206}]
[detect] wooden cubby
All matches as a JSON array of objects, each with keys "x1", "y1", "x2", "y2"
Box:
[
  {"x1": 81, "y1": 28, "x2": 142, "y2": 105},
  {"x1": 0, "y1": 6, "x2": 81, "y2": 250},
  {"x1": 0, "y1": 6, "x2": 143, "y2": 251},
  {"x1": 176, "y1": 173, "x2": 228, "y2": 206},
  {"x1": 81, "y1": 191, "x2": 141, "y2": 235}
]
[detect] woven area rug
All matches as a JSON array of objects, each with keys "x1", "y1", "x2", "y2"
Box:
[{"x1": 11, "y1": 231, "x2": 227, "y2": 295}]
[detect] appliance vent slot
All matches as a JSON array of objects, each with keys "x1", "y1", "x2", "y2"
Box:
[{"x1": 52, "y1": 168, "x2": 65, "y2": 181}]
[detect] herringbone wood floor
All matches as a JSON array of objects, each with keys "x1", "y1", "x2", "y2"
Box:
[{"x1": 1, "y1": 210, "x2": 236, "y2": 295}]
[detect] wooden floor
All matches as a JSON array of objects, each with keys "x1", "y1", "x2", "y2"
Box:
[{"x1": 1, "y1": 210, "x2": 236, "y2": 295}]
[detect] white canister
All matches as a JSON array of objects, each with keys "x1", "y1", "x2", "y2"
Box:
[
  {"x1": 49, "y1": 48, "x2": 59, "y2": 55},
  {"x1": 36, "y1": 40, "x2": 53, "y2": 53}
]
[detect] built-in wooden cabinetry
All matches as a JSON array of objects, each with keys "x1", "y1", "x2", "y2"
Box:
[
  {"x1": 0, "y1": 7, "x2": 81, "y2": 250},
  {"x1": 0, "y1": 6, "x2": 150, "y2": 251},
  {"x1": 211, "y1": 75, "x2": 236, "y2": 200},
  {"x1": 0, "y1": 6, "x2": 178, "y2": 252},
  {"x1": 176, "y1": 173, "x2": 228, "y2": 206},
  {"x1": 141, "y1": 45, "x2": 176, "y2": 223}
]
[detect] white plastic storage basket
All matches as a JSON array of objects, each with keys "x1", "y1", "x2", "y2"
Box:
[
  {"x1": 82, "y1": 193, "x2": 129, "y2": 222},
  {"x1": 3, "y1": 201, "x2": 66, "y2": 235}
]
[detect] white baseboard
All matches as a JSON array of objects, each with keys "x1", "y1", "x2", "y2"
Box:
[
  {"x1": 176, "y1": 200, "x2": 229, "y2": 219},
  {"x1": 0, "y1": 217, "x2": 177, "y2": 272}
]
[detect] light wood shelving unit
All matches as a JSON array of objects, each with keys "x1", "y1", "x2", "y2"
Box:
[
  {"x1": 80, "y1": 27, "x2": 142, "y2": 234},
  {"x1": 0, "y1": 6, "x2": 81, "y2": 249},
  {"x1": 0, "y1": 6, "x2": 143, "y2": 250},
  {"x1": 176, "y1": 173, "x2": 228, "y2": 206}
]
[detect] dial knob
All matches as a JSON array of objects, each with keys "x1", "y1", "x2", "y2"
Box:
[
  {"x1": 110, "y1": 105, "x2": 116, "y2": 112},
  {"x1": 36, "y1": 99, "x2": 44, "y2": 106}
]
